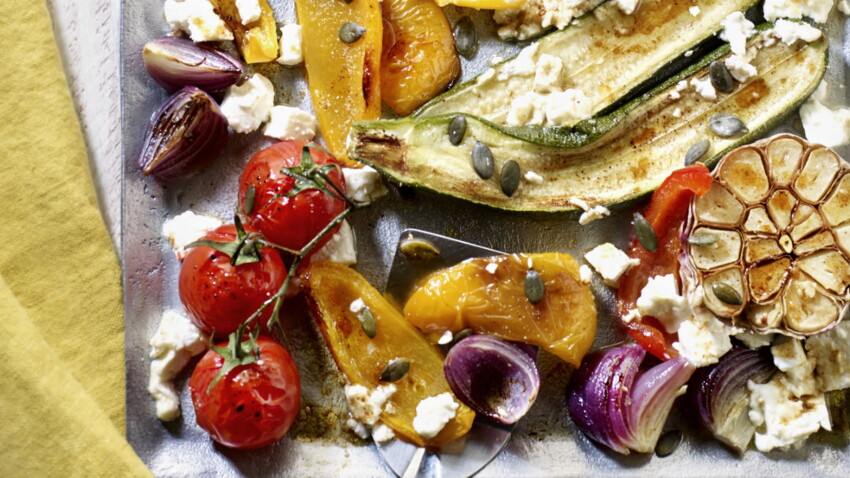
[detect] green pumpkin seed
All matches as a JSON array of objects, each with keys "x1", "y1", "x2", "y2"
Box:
[
  {"x1": 471, "y1": 141, "x2": 495, "y2": 179},
  {"x1": 500, "y1": 160, "x2": 521, "y2": 197},
  {"x1": 684, "y1": 139, "x2": 710, "y2": 165},
  {"x1": 448, "y1": 115, "x2": 467, "y2": 146},
  {"x1": 399, "y1": 235, "x2": 441, "y2": 260},
  {"x1": 339, "y1": 22, "x2": 366, "y2": 44},
  {"x1": 709, "y1": 114, "x2": 748, "y2": 137},
  {"x1": 713, "y1": 282, "x2": 743, "y2": 306},
  {"x1": 453, "y1": 17, "x2": 478, "y2": 58},
  {"x1": 379, "y1": 358, "x2": 410, "y2": 382},
  {"x1": 655, "y1": 429, "x2": 683, "y2": 457},
  {"x1": 451, "y1": 328, "x2": 475, "y2": 346},
  {"x1": 709, "y1": 61, "x2": 734, "y2": 93},
  {"x1": 358, "y1": 307, "x2": 377, "y2": 338},
  {"x1": 524, "y1": 269, "x2": 544, "y2": 304},
  {"x1": 688, "y1": 232, "x2": 719, "y2": 247},
  {"x1": 633, "y1": 212, "x2": 658, "y2": 253}
]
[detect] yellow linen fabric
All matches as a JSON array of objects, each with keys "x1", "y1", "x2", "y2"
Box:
[{"x1": 0, "y1": 0, "x2": 151, "y2": 476}]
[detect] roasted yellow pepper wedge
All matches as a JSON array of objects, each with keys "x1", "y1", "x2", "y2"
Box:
[
  {"x1": 303, "y1": 261, "x2": 475, "y2": 447},
  {"x1": 404, "y1": 253, "x2": 597, "y2": 367},
  {"x1": 212, "y1": 0, "x2": 279, "y2": 63},
  {"x1": 296, "y1": 0, "x2": 382, "y2": 164},
  {"x1": 381, "y1": 0, "x2": 460, "y2": 116},
  {"x1": 435, "y1": 0, "x2": 526, "y2": 9}
]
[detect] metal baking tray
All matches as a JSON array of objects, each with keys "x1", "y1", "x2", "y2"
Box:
[{"x1": 122, "y1": 1, "x2": 850, "y2": 475}]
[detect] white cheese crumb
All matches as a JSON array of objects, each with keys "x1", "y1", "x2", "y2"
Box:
[
  {"x1": 263, "y1": 105, "x2": 317, "y2": 141},
  {"x1": 579, "y1": 206, "x2": 611, "y2": 225},
  {"x1": 523, "y1": 170, "x2": 545, "y2": 184},
  {"x1": 579, "y1": 264, "x2": 593, "y2": 285},
  {"x1": 636, "y1": 274, "x2": 690, "y2": 334},
  {"x1": 220, "y1": 74, "x2": 275, "y2": 134},
  {"x1": 689, "y1": 6, "x2": 700, "y2": 16},
  {"x1": 349, "y1": 297, "x2": 366, "y2": 314},
  {"x1": 164, "y1": 0, "x2": 233, "y2": 42},
  {"x1": 771, "y1": 19, "x2": 822, "y2": 46},
  {"x1": 584, "y1": 243, "x2": 639, "y2": 288},
  {"x1": 672, "y1": 304, "x2": 732, "y2": 368},
  {"x1": 533, "y1": 54, "x2": 564, "y2": 93},
  {"x1": 690, "y1": 77, "x2": 717, "y2": 101},
  {"x1": 806, "y1": 321, "x2": 850, "y2": 392},
  {"x1": 490, "y1": 55, "x2": 505, "y2": 66},
  {"x1": 672, "y1": 108, "x2": 682, "y2": 118},
  {"x1": 614, "y1": 0, "x2": 639, "y2": 15},
  {"x1": 720, "y1": 12, "x2": 755, "y2": 56},
  {"x1": 346, "y1": 418, "x2": 370, "y2": 439},
  {"x1": 840, "y1": 0, "x2": 850, "y2": 15},
  {"x1": 161, "y1": 210, "x2": 222, "y2": 260},
  {"x1": 622, "y1": 308, "x2": 641, "y2": 324},
  {"x1": 545, "y1": 89, "x2": 593, "y2": 125},
  {"x1": 413, "y1": 393, "x2": 459, "y2": 439},
  {"x1": 763, "y1": 0, "x2": 834, "y2": 23},
  {"x1": 344, "y1": 383, "x2": 397, "y2": 427},
  {"x1": 371, "y1": 423, "x2": 396, "y2": 443},
  {"x1": 725, "y1": 54, "x2": 758, "y2": 83},
  {"x1": 437, "y1": 330, "x2": 454, "y2": 345},
  {"x1": 311, "y1": 220, "x2": 357, "y2": 266},
  {"x1": 342, "y1": 166, "x2": 388, "y2": 205},
  {"x1": 684, "y1": 49, "x2": 694, "y2": 57},
  {"x1": 235, "y1": 0, "x2": 262, "y2": 24},
  {"x1": 735, "y1": 331, "x2": 774, "y2": 349},
  {"x1": 800, "y1": 81, "x2": 850, "y2": 148},
  {"x1": 485, "y1": 262, "x2": 499, "y2": 274},
  {"x1": 277, "y1": 24, "x2": 303, "y2": 66},
  {"x1": 148, "y1": 310, "x2": 208, "y2": 421}
]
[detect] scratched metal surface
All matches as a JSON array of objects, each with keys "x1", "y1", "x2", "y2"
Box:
[{"x1": 122, "y1": 1, "x2": 850, "y2": 476}]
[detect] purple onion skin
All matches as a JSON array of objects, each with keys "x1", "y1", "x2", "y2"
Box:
[
  {"x1": 138, "y1": 86, "x2": 229, "y2": 180},
  {"x1": 444, "y1": 335, "x2": 541, "y2": 425},
  {"x1": 142, "y1": 36, "x2": 243, "y2": 93}
]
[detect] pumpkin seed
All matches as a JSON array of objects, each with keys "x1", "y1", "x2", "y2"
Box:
[
  {"x1": 379, "y1": 358, "x2": 410, "y2": 382},
  {"x1": 524, "y1": 269, "x2": 544, "y2": 304},
  {"x1": 709, "y1": 114, "x2": 748, "y2": 138},
  {"x1": 709, "y1": 61, "x2": 734, "y2": 93},
  {"x1": 500, "y1": 160, "x2": 521, "y2": 197},
  {"x1": 451, "y1": 328, "x2": 475, "y2": 345},
  {"x1": 358, "y1": 307, "x2": 377, "y2": 338},
  {"x1": 471, "y1": 141, "x2": 495, "y2": 179},
  {"x1": 687, "y1": 231, "x2": 719, "y2": 247},
  {"x1": 448, "y1": 115, "x2": 467, "y2": 146},
  {"x1": 453, "y1": 17, "x2": 478, "y2": 58},
  {"x1": 339, "y1": 22, "x2": 366, "y2": 44},
  {"x1": 684, "y1": 139, "x2": 710, "y2": 165},
  {"x1": 655, "y1": 429, "x2": 683, "y2": 457},
  {"x1": 713, "y1": 282, "x2": 743, "y2": 306},
  {"x1": 399, "y1": 235, "x2": 441, "y2": 260},
  {"x1": 633, "y1": 212, "x2": 658, "y2": 253}
]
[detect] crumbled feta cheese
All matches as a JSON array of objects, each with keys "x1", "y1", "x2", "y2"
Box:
[
  {"x1": 672, "y1": 108, "x2": 682, "y2": 118},
  {"x1": 684, "y1": 49, "x2": 693, "y2": 57},
  {"x1": 725, "y1": 54, "x2": 758, "y2": 83},
  {"x1": 277, "y1": 24, "x2": 303, "y2": 66},
  {"x1": 164, "y1": 0, "x2": 233, "y2": 42},
  {"x1": 490, "y1": 55, "x2": 505, "y2": 66},
  {"x1": 346, "y1": 418, "x2": 370, "y2": 439},
  {"x1": 735, "y1": 331, "x2": 774, "y2": 349},
  {"x1": 485, "y1": 262, "x2": 499, "y2": 274},
  {"x1": 148, "y1": 310, "x2": 208, "y2": 421},
  {"x1": 437, "y1": 330, "x2": 454, "y2": 345},
  {"x1": 506, "y1": 93, "x2": 540, "y2": 126},
  {"x1": 689, "y1": 6, "x2": 701, "y2": 16},
  {"x1": 840, "y1": 0, "x2": 850, "y2": 15},
  {"x1": 771, "y1": 19, "x2": 822, "y2": 45},
  {"x1": 162, "y1": 210, "x2": 222, "y2": 260},
  {"x1": 579, "y1": 264, "x2": 593, "y2": 285},
  {"x1": 800, "y1": 81, "x2": 850, "y2": 148},
  {"x1": 622, "y1": 308, "x2": 640, "y2": 324},
  {"x1": 545, "y1": 89, "x2": 593, "y2": 125},
  {"x1": 263, "y1": 105, "x2": 317, "y2": 141},
  {"x1": 311, "y1": 220, "x2": 357, "y2": 266},
  {"x1": 579, "y1": 206, "x2": 611, "y2": 225},
  {"x1": 350, "y1": 297, "x2": 366, "y2": 314},
  {"x1": 413, "y1": 393, "x2": 459, "y2": 439},
  {"x1": 584, "y1": 243, "x2": 639, "y2": 288},
  {"x1": 235, "y1": 0, "x2": 262, "y2": 24},
  {"x1": 720, "y1": 12, "x2": 755, "y2": 56},
  {"x1": 372, "y1": 423, "x2": 396, "y2": 443},
  {"x1": 669, "y1": 90, "x2": 681, "y2": 100},
  {"x1": 220, "y1": 74, "x2": 275, "y2": 133},
  {"x1": 533, "y1": 54, "x2": 564, "y2": 93},
  {"x1": 763, "y1": 0, "x2": 834, "y2": 23},
  {"x1": 672, "y1": 305, "x2": 732, "y2": 367},
  {"x1": 493, "y1": 0, "x2": 602, "y2": 40},
  {"x1": 497, "y1": 44, "x2": 538, "y2": 80},
  {"x1": 342, "y1": 166, "x2": 388, "y2": 204},
  {"x1": 523, "y1": 170, "x2": 545, "y2": 184},
  {"x1": 636, "y1": 274, "x2": 690, "y2": 334},
  {"x1": 806, "y1": 321, "x2": 850, "y2": 392},
  {"x1": 614, "y1": 0, "x2": 639, "y2": 15},
  {"x1": 344, "y1": 383, "x2": 397, "y2": 426},
  {"x1": 690, "y1": 77, "x2": 717, "y2": 101}
]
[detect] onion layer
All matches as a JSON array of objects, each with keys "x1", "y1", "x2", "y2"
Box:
[
  {"x1": 567, "y1": 344, "x2": 695, "y2": 454},
  {"x1": 444, "y1": 335, "x2": 540, "y2": 425},
  {"x1": 142, "y1": 36, "x2": 243, "y2": 93}
]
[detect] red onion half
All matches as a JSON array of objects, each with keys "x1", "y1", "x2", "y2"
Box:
[
  {"x1": 142, "y1": 36, "x2": 243, "y2": 93},
  {"x1": 689, "y1": 345, "x2": 776, "y2": 453},
  {"x1": 444, "y1": 335, "x2": 540, "y2": 425},
  {"x1": 567, "y1": 344, "x2": 694, "y2": 454}
]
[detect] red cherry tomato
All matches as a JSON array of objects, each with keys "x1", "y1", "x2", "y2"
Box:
[
  {"x1": 179, "y1": 224, "x2": 286, "y2": 339},
  {"x1": 238, "y1": 140, "x2": 347, "y2": 252},
  {"x1": 617, "y1": 164, "x2": 713, "y2": 360},
  {"x1": 189, "y1": 336, "x2": 301, "y2": 450}
]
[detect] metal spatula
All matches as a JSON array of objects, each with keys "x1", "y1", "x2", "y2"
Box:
[{"x1": 377, "y1": 229, "x2": 513, "y2": 478}]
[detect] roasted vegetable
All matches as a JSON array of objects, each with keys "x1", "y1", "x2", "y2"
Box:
[
  {"x1": 212, "y1": 0, "x2": 279, "y2": 63},
  {"x1": 142, "y1": 36, "x2": 243, "y2": 93},
  {"x1": 403, "y1": 253, "x2": 596, "y2": 367},
  {"x1": 303, "y1": 261, "x2": 475, "y2": 447},
  {"x1": 380, "y1": 0, "x2": 460, "y2": 116},
  {"x1": 435, "y1": 0, "x2": 524, "y2": 8},
  {"x1": 296, "y1": 0, "x2": 382, "y2": 164},
  {"x1": 349, "y1": 27, "x2": 827, "y2": 211},
  {"x1": 681, "y1": 134, "x2": 850, "y2": 336}
]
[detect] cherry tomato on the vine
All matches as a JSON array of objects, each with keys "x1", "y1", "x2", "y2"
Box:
[
  {"x1": 238, "y1": 140, "x2": 347, "y2": 252},
  {"x1": 189, "y1": 336, "x2": 301, "y2": 450},
  {"x1": 179, "y1": 224, "x2": 286, "y2": 339}
]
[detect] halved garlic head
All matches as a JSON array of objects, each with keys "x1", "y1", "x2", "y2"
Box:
[{"x1": 684, "y1": 134, "x2": 850, "y2": 336}]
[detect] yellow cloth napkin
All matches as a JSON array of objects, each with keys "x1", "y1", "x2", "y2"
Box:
[{"x1": 0, "y1": 1, "x2": 151, "y2": 476}]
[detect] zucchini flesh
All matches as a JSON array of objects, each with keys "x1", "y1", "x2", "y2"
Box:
[
  {"x1": 413, "y1": 0, "x2": 759, "y2": 127},
  {"x1": 348, "y1": 30, "x2": 827, "y2": 212}
]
